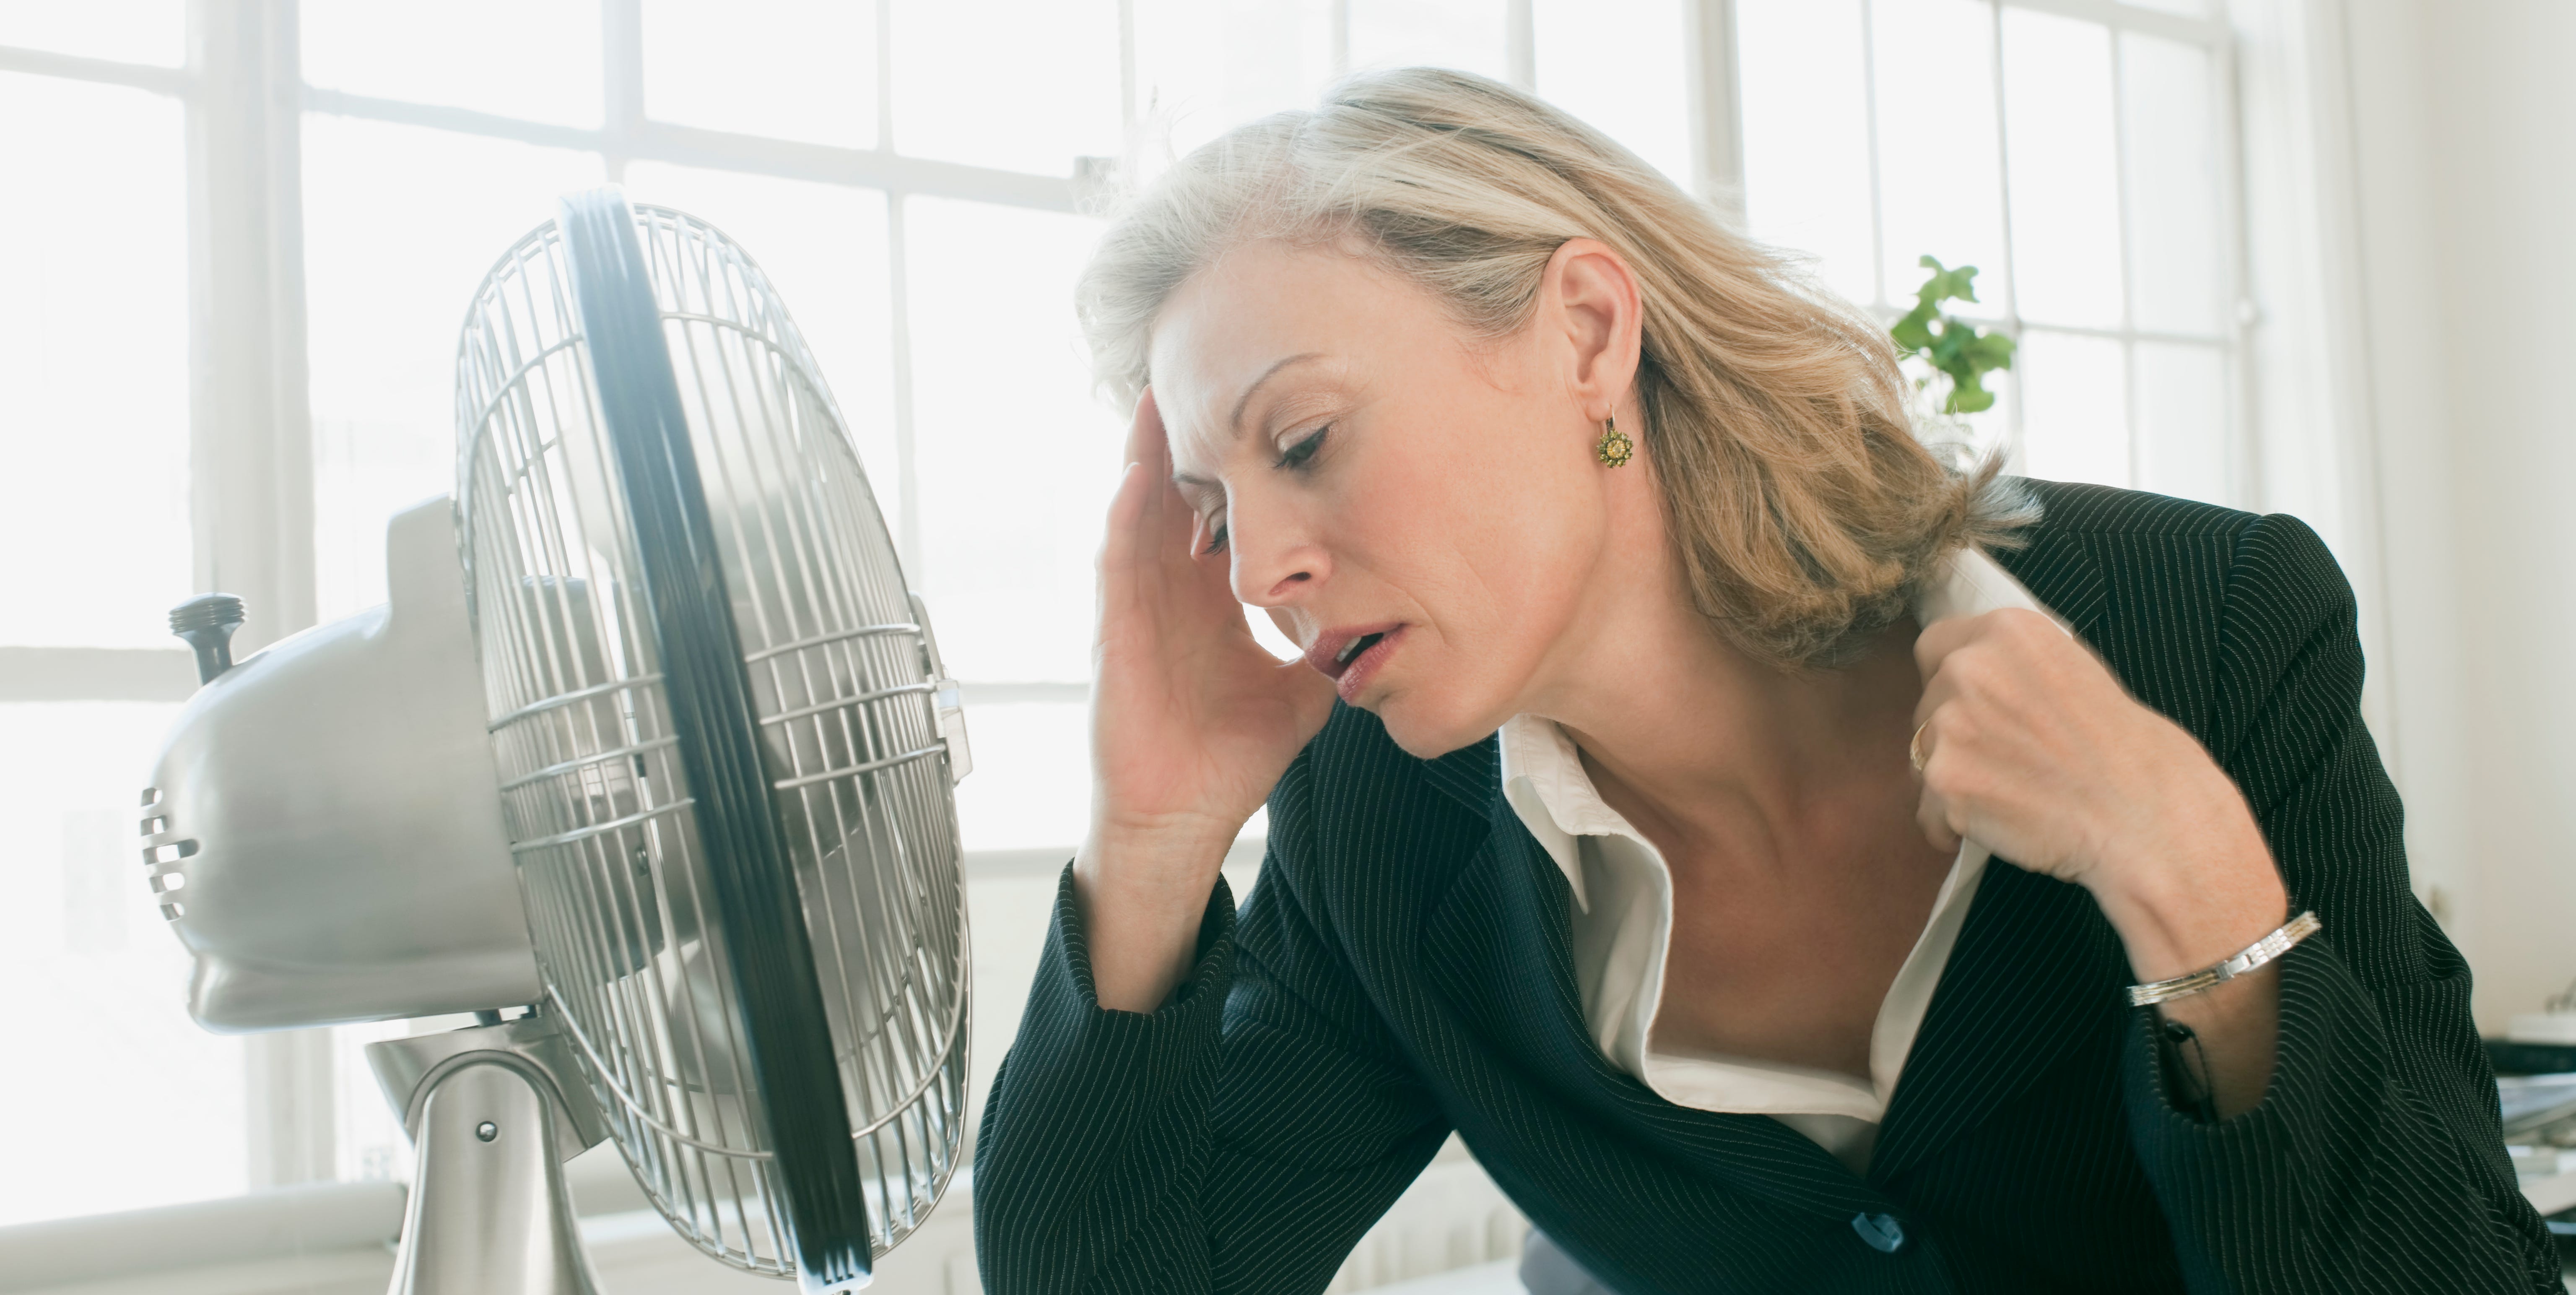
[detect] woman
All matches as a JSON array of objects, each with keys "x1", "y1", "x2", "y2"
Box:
[{"x1": 973, "y1": 69, "x2": 2553, "y2": 1293}]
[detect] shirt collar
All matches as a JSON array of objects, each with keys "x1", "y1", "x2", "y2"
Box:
[{"x1": 1497, "y1": 546, "x2": 2063, "y2": 910}]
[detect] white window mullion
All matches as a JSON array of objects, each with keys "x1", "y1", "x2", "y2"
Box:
[
  {"x1": 1117, "y1": 0, "x2": 1137, "y2": 132},
  {"x1": 0, "y1": 647, "x2": 198, "y2": 702},
  {"x1": 2212, "y1": 32, "x2": 2259, "y2": 512},
  {"x1": 878, "y1": 0, "x2": 922, "y2": 586},
  {"x1": 1981, "y1": 0, "x2": 2028, "y2": 469},
  {"x1": 1506, "y1": 0, "x2": 1535, "y2": 90},
  {"x1": 600, "y1": 0, "x2": 643, "y2": 182},
  {"x1": 187, "y1": 0, "x2": 333, "y2": 1190},
  {"x1": 2106, "y1": 13, "x2": 2140, "y2": 490},
  {"x1": 1683, "y1": 0, "x2": 1745, "y2": 216},
  {"x1": 0, "y1": 43, "x2": 191, "y2": 95},
  {"x1": 1857, "y1": 0, "x2": 1888, "y2": 312},
  {"x1": 886, "y1": 195, "x2": 922, "y2": 585},
  {"x1": 2000, "y1": 0, "x2": 2223, "y2": 46},
  {"x1": 187, "y1": 0, "x2": 316, "y2": 652}
]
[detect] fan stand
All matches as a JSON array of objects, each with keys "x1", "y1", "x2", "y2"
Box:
[{"x1": 367, "y1": 1009, "x2": 610, "y2": 1295}]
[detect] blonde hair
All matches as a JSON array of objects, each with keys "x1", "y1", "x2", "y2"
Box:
[{"x1": 1078, "y1": 68, "x2": 2036, "y2": 670}]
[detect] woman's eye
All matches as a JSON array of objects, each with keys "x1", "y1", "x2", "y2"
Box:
[
  {"x1": 1202, "y1": 520, "x2": 1229, "y2": 555},
  {"x1": 1275, "y1": 425, "x2": 1330, "y2": 471}
]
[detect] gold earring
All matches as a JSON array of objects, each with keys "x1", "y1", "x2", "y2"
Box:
[{"x1": 1594, "y1": 414, "x2": 1634, "y2": 468}]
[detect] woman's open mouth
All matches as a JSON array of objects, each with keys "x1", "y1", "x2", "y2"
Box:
[{"x1": 1306, "y1": 624, "x2": 1405, "y2": 703}]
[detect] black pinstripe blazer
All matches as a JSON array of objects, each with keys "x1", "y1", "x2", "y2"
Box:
[{"x1": 974, "y1": 482, "x2": 2560, "y2": 1293}]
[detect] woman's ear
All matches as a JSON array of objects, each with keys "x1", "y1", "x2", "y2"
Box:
[{"x1": 1544, "y1": 237, "x2": 1644, "y2": 422}]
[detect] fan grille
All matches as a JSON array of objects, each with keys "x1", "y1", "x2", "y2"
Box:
[{"x1": 455, "y1": 202, "x2": 968, "y2": 1272}]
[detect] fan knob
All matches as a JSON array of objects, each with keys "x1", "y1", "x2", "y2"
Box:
[{"x1": 170, "y1": 593, "x2": 246, "y2": 684}]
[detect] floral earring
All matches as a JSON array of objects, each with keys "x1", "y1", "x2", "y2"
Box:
[{"x1": 1594, "y1": 413, "x2": 1634, "y2": 468}]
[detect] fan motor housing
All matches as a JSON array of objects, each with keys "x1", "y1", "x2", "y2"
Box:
[{"x1": 142, "y1": 497, "x2": 541, "y2": 1032}]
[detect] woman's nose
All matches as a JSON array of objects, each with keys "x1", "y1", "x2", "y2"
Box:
[{"x1": 1225, "y1": 500, "x2": 1327, "y2": 608}]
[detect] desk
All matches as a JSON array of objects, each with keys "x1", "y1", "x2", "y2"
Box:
[{"x1": 2527, "y1": 1168, "x2": 2576, "y2": 1220}]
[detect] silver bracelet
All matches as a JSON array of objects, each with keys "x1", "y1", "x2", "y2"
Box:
[{"x1": 2127, "y1": 911, "x2": 2322, "y2": 1007}]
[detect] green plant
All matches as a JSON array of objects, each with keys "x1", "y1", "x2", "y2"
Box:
[{"x1": 1890, "y1": 255, "x2": 2016, "y2": 414}]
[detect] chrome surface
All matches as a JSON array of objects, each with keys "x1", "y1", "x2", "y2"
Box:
[
  {"x1": 452, "y1": 200, "x2": 969, "y2": 1274},
  {"x1": 139, "y1": 498, "x2": 541, "y2": 1029},
  {"x1": 367, "y1": 1012, "x2": 608, "y2": 1158},
  {"x1": 379, "y1": 1051, "x2": 598, "y2": 1295}
]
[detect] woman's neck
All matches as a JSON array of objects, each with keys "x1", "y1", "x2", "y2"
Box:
[{"x1": 1527, "y1": 564, "x2": 1925, "y2": 869}]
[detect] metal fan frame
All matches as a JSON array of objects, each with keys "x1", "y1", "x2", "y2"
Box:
[{"x1": 453, "y1": 190, "x2": 969, "y2": 1290}]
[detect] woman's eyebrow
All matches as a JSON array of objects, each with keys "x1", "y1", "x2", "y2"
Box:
[
  {"x1": 1170, "y1": 352, "x2": 1330, "y2": 492},
  {"x1": 1229, "y1": 351, "x2": 1326, "y2": 435}
]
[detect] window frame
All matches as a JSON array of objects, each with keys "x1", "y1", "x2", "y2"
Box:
[{"x1": 5, "y1": 0, "x2": 2361, "y2": 1238}]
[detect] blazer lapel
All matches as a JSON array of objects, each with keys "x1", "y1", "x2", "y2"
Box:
[{"x1": 1419, "y1": 788, "x2": 1892, "y2": 1221}]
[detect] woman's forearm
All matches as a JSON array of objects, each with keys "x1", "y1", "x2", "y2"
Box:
[
  {"x1": 1073, "y1": 821, "x2": 1239, "y2": 1012},
  {"x1": 2089, "y1": 808, "x2": 2290, "y2": 1120}
]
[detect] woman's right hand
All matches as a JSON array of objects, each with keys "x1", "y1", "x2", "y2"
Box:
[{"x1": 1075, "y1": 389, "x2": 1337, "y2": 1012}]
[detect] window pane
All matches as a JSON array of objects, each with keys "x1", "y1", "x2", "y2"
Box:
[
  {"x1": 1737, "y1": 0, "x2": 1877, "y2": 307},
  {"x1": 302, "y1": 115, "x2": 604, "y2": 620},
  {"x1": 641, "y1": 0, "x2": 877, "y2": 148},
  {"x1": 0, "y1": 0, "x2": 182, "y2": 65},
  {"x1": 2121, "y1": 33, "x2": 2225, "y2": 336},
  {"x1": 301, "y1": 0, "x2": 602, "y2": 128},
  {"x1": 0, "y1": 75, "x2": 189, "y2": 648},
  {"x1": 1133, "y1": 0, "x2": 1335, "y2": 159},
  {"x1": 1873, "y1": 0, "x2": 2010, "y2": 315},
  {"x1": 1533, "y1": 0, "x2": 1692, "y2": 188},
  {"x1": 889, "y1": 0, "x2": 1120, "y2": 175},
  {"x1": 2123, "y1": 0, "x2": 2211, "y2": 16},
  {"x1": 1349, "y1": 0, "x2": 1510, "y2": 83},
  {"x1": 621, "y1": 162, "x2": 900, "y2": 535},
  {"x1": 2015, "y1": 330, "x2": 2128, "y2": 488},
  {"x1": 2133, "y1": 341, "x2": 2229, "y2": 504},
  {"x1": 954, "y1": 700, "x2": 1089, "y2": 851},
  {"x1": 0, "y1": 701, "x2": 244, "y2": 1226},
  {"x1": 330, "y1": 1011, "x2": 478, "y2": 1188},
  {"x1": 904, "y1": 198, "x2": 1119, "y2": 684},
  {"x1": 2001, "y1": 9, "x2": 2122, "y2": 329}
]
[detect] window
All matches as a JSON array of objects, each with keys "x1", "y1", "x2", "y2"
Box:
[
  {"x1": 0, "y1": 4, "x2": 246, "y2": 1225},
  {"x1": 1736, "y1": 0, "x2": 2243, "y2": 504},
  {"x1": 1, "y1": 0, "x2": 2249, "y2": 1233}
]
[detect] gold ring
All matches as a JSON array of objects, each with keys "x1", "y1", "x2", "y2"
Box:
[{"x1": 1909, "y1": 721, "x2": 1930, "y2": 773}]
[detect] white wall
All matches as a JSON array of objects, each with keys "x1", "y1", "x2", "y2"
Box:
[{"x1": 2341, "y1": 0, "x2": 2576, "y2": 1031}]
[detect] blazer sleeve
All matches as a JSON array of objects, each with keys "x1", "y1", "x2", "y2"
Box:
[
  {"x1": 971, "y1": 827, "x2": 1453, "y2": 1292},
  {"x1": 2119, "y1": 512, "x2": 2562, "y2": 1294}
]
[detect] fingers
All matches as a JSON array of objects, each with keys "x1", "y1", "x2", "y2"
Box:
[
  {"x1": 1911, "y1": 611, "x2": 1980, "y2": 682},
  {"x1": 1915, "y1": 775, "x2": 1965, "y2": 854},
  {"x1": 1098, "y1": 461, "x2": 1155, "y2": 633},
  {"x1": 1124, "y1": 386, "x2": 1166, "y2": 471}
]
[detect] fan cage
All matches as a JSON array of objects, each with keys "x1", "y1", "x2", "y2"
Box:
[{"x1": 454, "y1": 203, "x2": 969, "y2": 1272}]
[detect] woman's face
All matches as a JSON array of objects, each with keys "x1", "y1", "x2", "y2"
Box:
[{"x1": 1150, "y1": 237, "x2": 1646, "y2": 757}]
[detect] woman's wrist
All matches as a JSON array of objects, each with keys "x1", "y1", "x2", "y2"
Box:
[
  {"x1": 2084, "y1": 808, "x2": 2287, "y2": 985},
  {"x1": 1072, "y1": 814, "x2": 1245, "y2": 1014}
]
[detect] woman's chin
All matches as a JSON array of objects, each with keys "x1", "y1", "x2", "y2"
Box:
[{"x1": 1371, "y1": 690, "x2": 1499, "y2": 761}]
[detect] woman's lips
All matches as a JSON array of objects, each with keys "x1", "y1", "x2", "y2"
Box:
[
  {"x1": 1304, "y1": 624, "x2": 1405, "y2": 702},
  {"x1": 1305, "y1": 624, "x2": 1395, "y2": 678},
  {"x1": 1335, "y1": 628, "x2": 1402, "y2": 702}
]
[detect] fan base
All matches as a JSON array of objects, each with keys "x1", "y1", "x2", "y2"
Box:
[{"x1": 375, "y1": 1026, "x2": 602, "y2": 1295}]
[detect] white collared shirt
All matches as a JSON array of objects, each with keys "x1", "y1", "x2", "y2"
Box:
[{"x1": 1496, "y1": 548, "x2": 2064, "y2": 1173}]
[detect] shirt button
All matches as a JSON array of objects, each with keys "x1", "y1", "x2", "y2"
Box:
[{"x1": 1851, "y1": 1212, "x2": 1906, "y2": 1254}]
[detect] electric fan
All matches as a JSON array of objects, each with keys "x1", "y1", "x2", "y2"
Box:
[{"x1": 139, "y1": 189, "x2": 972, "y2": 1294}]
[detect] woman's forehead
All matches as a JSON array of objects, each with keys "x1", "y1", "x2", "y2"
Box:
[{"x1": 1148, "y1": 244, "x2": 1420, "y2": 456}]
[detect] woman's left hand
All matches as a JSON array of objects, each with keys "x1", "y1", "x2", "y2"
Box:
[{"x1": 1909, "y1": 607, "x2": 2287, "y2": 986}]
